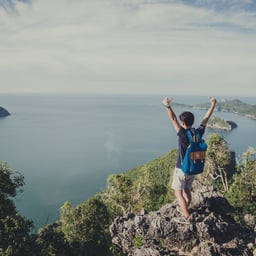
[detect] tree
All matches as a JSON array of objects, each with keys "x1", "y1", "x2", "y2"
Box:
[
  {"x1": 0, "y1": 214, "x2": 35, "y2": 256},
  {"x1": 102, "y1": 151, "x2": 176, "y2": 215},
  {"x1": 36, "y1": 222, "x2": 70, "y2": 256},
  {"x1": 0, "y1": 163, "x2": 24, "y2": 218},
  {"x1": 241, "y1": 146, "x2": 256, "y2": 170},
  {"x1": 202, "y1": 133, "x2": 232, "y2": 191},
  {"x1": 60, "y1": 196, "x2": 112, "y2": 256},
  {"x1": 103, "y1": 174, "x2": 133, "y2": 215},
  {"x1": 133, "y1": 166, "x2": 168, "y2": 212},
  {"x1": 0, "y1": 162, "x2": 35, "y2": 255},
  {"x1": 226, "y1": 147, "x2": 256, "y2": 222}
]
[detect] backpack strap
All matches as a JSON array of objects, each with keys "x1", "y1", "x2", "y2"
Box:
[
  {"x1": 180, "y1": 129, "x2": 194, "y2": 164},
  {"x1": 186, "y1": 129, "x2": 193, "y2": 144},
  {"x1": 194, "y1": 129, "x2": 202, "y2": 141},
  {"x1": 186, "y1": 129, "x2": 201, "y2": 144}
]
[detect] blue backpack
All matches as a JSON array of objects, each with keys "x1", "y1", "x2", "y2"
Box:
[{"x1": 181, "y1": 129, "x2": 207, "y2": 175}]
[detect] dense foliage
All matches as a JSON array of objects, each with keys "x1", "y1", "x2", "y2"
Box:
[
  {"x1": 200, "y1": 133, "x2": 233, "y2": 191},
  {"x1": 102, "y1": 150, "x2": 176, "y2": 215},
  {"x1": 0, "y1": 135, "x2": 255, "y2": 255},
  {"x1": 0, "y1": 163, "x2": 35, "y2": 256},
  {"x1": 226, "y1": 147, "x2": 256, "y2": 224},
  {"x1": 60, "y1": 197, "x2": 112, "y2": 255}
]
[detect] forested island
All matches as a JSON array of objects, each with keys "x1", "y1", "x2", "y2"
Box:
[{"x1": 207, "y1": 116, "x2": 238, "y2": 131}]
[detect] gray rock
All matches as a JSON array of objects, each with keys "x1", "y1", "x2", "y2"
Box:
[
  {"x1": 110, "y1": 181, "x2": 255, "y2": 256},
  {"x1": 134, "y1": 248, "x2": 160, "y2": 256},
  {"x1": 244, "y1": 213, "x2": 256, "y2": 229}
]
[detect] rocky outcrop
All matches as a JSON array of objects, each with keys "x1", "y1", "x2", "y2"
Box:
[
  {"x1": 0, "y1": 106, "x2": 10, "y2": 117},
  {"x1": 110, "y1": 182, "x2": 255, "y2": 256}
]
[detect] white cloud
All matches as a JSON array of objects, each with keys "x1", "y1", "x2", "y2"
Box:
[{"x1": 0, "y1": 0, "x2": 256, "y2": 96}]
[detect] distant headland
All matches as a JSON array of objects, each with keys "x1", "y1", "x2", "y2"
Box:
[
  {"x1": 194, "y1": 99, "x2": 256, "y2": 120},
  {"x1": 0, "y1": 106, "x2": 10, "y2": 117},
  {"x1": 172, "y1": 98, "x2": 256, "y2": 131},
  {"x1": 173, "y1": 99, "x2": 256, "y2": 120}
]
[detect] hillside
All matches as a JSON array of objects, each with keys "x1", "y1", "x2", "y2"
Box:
[
  {"x1": 195, "y1": 99, "x2": 256, "y2": 119},
  {"x1": 103, "y1": 150, "x2": 177, "y2": 214},
  {"x1": 172, "y1": 99, "x2": 256, "y2": 119}
]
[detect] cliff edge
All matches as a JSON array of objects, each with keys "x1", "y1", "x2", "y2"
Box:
[{"x1": 110, "y1": 182, "x2": 255, "y2": 256}]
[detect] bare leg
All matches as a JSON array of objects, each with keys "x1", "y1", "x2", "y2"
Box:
[
  {"x1": 175, "y1": 190, "x2": 190, "y2": 219},
  {"x1": 183, "y1": 189, "x2": 192, "y2": 207}
]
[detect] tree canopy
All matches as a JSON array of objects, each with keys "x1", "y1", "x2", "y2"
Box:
[{"x1": 0, "y1": 163, "x2": 34, "y2": 255}]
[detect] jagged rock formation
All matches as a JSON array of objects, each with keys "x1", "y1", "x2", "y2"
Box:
[
  {"x1": 0, "y1": 106, "x2": 10, "y2": 117},
  {"x1": 110, "y1": 182, "x2": 255, "y2": 256}
]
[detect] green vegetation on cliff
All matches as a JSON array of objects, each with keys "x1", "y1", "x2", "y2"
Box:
[
  {"x1": 0, "y1": 134, "x2": 255, "y2": 255},
  {"x1": 102, "y1": 150, "x2": 177, "y2": 215}
]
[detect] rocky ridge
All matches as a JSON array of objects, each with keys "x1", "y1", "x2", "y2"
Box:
[{"x1": 110, "y1": 182, "x2": 256, "y2": 256}]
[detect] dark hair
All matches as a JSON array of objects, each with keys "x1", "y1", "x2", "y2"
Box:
[{"x1": 179, "y1": 111, "x2": 194, "y2": 126}]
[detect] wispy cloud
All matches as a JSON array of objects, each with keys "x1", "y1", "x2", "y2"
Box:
[{"x1": 0, "y1": 0, "x2": 255, "y2": 95}]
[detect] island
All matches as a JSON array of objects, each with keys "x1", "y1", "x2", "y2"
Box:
[
  {"x1": 207, "y1": 116, "x2": 237, "y2": 131},
  {"x1": 0, "y1": 106, "x2": 10, "y2": 117}
]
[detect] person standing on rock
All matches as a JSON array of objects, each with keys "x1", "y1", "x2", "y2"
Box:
[{"x1": 162, "y1": 97, "x2": 217, "y2": 223}]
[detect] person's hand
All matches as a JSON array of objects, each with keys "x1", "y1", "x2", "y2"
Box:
[
  {"x1": 210, "y1": 97, "x2": 217, "y2": 106},
  {"x1": 162, "y1": 97, "x2": 172, "y2": 107}
]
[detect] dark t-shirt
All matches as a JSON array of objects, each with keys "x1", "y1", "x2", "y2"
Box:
[{"x1": 176, "y1": 125, "x2": 205, "y2": 168}]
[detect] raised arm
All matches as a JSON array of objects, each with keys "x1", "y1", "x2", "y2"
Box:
[
  {"x1": 201, "y1": 97, "x2": 217, "y2": 127},
  {"x1": 162, "y1": 97, "x2": 180, "y2": 132}
]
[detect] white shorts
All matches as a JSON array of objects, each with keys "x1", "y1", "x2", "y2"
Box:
[{"x1": 171, "y1": 167, "x2": 195, "y2": 190}]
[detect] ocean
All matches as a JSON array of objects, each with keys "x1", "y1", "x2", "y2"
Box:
[{"x1": 0, "y1": 93, "x2": 255, "y2": 229}]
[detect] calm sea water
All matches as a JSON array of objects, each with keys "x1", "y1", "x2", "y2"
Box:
[{"x1": 0, "y1": 93, "x2": 255, "y2": 228}]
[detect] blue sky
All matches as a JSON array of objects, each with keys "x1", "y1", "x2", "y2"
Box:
[{"x1": 0, "y1": 0, "x2": 255, "y2": 96}]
